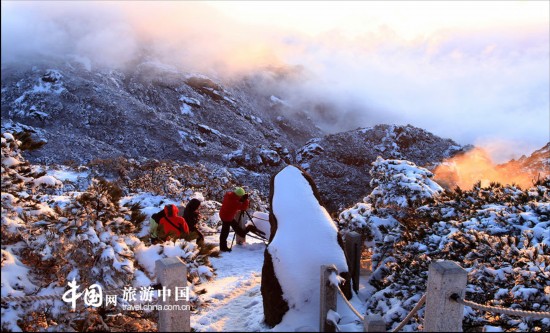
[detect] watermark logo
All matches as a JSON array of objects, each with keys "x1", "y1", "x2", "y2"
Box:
[
  {"x1": 62, "y1": 278, "x2": 190, "y2": 311},
  {"x1": 84, "y1": 284, "x2": 103, "y2": 307},
  {"x1": 62, "y1": 279, "x2": 84, "y2": 310}
]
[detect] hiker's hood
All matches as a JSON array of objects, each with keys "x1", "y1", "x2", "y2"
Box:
[{"x1": 164, "y1": 204, "x2": 179, "y2": 217}]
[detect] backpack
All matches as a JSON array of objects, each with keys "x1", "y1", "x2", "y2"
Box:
[
  {"x1": 158, "y1": 217, "x2": 188, "y2": 240},
  {"x1": 150, "y1": 210, "x2": 165, "y2": 240}
]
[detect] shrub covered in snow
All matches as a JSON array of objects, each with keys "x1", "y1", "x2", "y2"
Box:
[
  {"x1": 339, "y1": 157, "x2": 549, "y2": 332},
  {"x1": 1, "y1": 131, "x2": 217, "y2": 331},
  {"x1": 368, "y1": 157, "x2": 443, "y2": 216},
  {"x1": 340, "y1": 158, "x2": 443, "y2": 275}
]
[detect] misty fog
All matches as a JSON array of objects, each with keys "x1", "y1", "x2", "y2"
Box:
[{"x1": 2, "y1": 1, "x2": 548, "y2": 162}]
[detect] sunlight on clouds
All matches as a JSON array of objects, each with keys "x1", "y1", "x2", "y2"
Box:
[
  {"x1": 1, "y1": 1, "x2": 548, "y2": 162},
  {"x1": 434, "y1": 147, "x2": 535, "y2": 189}
]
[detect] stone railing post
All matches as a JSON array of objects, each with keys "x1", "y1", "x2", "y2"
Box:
[
  {"x1": 155, "y1": 257, "x2": 190, "y2": 332},
  {"x1": 364, "y1": 314, "x2": 386, "y2": 332},
  {"x1": 320, "y1": 265, "x2": 338, "y2": 332},
  {"x1": 344, "y1": 231, "x2": 361, "y2": 293},
  {"x1": 424, "y1": 260, "x2": 467, "y2": 332}
]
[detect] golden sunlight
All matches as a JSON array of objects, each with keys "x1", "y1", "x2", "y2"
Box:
[{"x1": 433, "y1": 147, "x2": 535, "y2": 190}]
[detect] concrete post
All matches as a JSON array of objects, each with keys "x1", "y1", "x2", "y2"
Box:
[
  {"x1": 364, "y1": 314, "x2": 386, "y2": 332},
  {"x1": 424, "y1": 260, "x2": 467, "y2": 332},
  {"x1": 155, "y1": 257, "x2": 190, "y2": 332},
  {"x1": 320, "y1": 265, "x2": 338, "y2": 332},
  {"x1": 344, "y1": 231, "x2": 361, "y2": 293}
]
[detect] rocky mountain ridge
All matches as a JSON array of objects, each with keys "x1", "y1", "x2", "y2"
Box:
[
  {"x1": 2, "y1": 59, "x2": 547, "y2": 212},
  {"x1": 499, "y1": 142, "x2": 550, "y2": 180}
]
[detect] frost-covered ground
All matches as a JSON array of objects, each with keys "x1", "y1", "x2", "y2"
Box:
[{"x1": 192, "y1": 237, "x2": 268, "y2": 332}]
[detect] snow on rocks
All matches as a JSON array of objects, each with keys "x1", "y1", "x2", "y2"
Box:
[
  {"x1": 296, "y1": 138, "x2": 324, "y2": 166},
  {"x1": 1, "y1": 249, "x2": 38, "y2": 297},
  {"x1": 1, "y1": 156, "x2": 21, "y2": 168},
  {"x1": 33, "y1": 175, "x2": 62, "y2": 188}
]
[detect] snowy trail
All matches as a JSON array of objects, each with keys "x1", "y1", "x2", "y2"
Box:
[
  {"x1": 191, "y1": 232, "x2": 366, "y2": 332},
  {"x1": 192, "y1": 234, "x2": 270, "y2": 332}
]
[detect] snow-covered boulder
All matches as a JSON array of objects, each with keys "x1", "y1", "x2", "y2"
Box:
[{"x1": 261, "y1": 165, "x2": 350, "y2": 327}]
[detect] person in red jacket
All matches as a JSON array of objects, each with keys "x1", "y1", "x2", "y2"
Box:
[
  {"x1": 219, "y1": 187, "x2": 258, "y2": 252},
  {"x1": 158, "y1": 204, "x2": 189, "y2": 241}
]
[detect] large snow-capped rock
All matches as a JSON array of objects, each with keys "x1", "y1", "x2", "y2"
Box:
[
  {"x1": 261, "y1": 165, "x2": 350, "y2": 328},
  {"x1": 1, "y1": 61, "x2": 320, "y2": 167}
]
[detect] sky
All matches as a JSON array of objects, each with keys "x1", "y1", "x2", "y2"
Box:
[{"x1": 1, "y1": 1, "x2": 549, "y2": 162}]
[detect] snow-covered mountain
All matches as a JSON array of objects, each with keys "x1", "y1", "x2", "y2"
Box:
[
  {"x1": 1, "y1": 60, "x2": 472, "y2": 212},
  {"x1": 1, "y1": 59, "x2": 547, "y2": 331},
  {"x1": 1, "y1": 59, "x2": 319, "y2": 166},
  {"x1": 295, "y1": 124, "x2": 468, "y2": 212},
  {"x1": 499, "y1": 142, "x2": 550, "y2": 180}
]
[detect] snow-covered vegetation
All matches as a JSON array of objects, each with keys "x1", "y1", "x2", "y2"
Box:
[
  {"x1": 0, "y1": 131, "x2": 242, "y2": 331},
  {"x1": 339, "y1": 158, "x2": 549, "y2": 332},
  {"x1": 2, "y1": 129, "x2": 549, "y2": 332}
]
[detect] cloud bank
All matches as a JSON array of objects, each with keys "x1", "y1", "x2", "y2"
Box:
[{"x1": 2, "y1": 1, "x2": 548, "y2": 162}]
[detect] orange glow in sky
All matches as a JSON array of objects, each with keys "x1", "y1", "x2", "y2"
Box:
[{"x1": 434, "y1": 147, "x2": 536, "y2": 189}]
